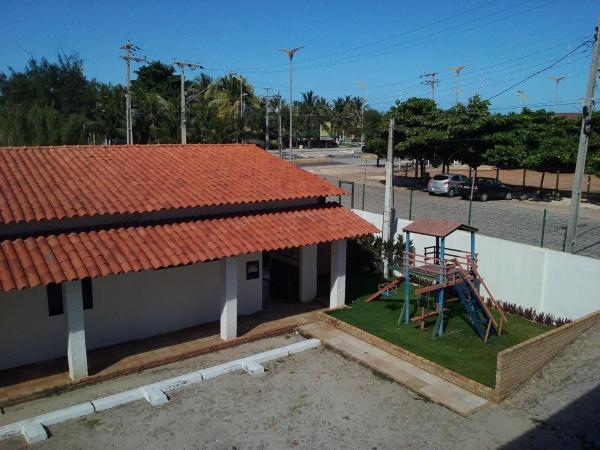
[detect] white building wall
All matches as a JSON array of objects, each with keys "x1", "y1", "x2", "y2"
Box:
[
  {"x1": 0, "y1": 253, "x2": 262, "y2": 370},
  {"x1": 0, "y1": 286, "x2": 67, "y2": 370},
  {"x1": 354, "y1": 209, "x2": 600, "y2": 319}
]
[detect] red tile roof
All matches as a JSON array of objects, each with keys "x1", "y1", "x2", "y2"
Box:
[
  {"x1": 0, "y1": 203, "x2": 378, "y2": 292},
  {"x1": 0, "y1": 144, "x2": 345, "y2": 225},
  {"x1": 402, "y1": 219, "x2": 477, "y2": 238}
]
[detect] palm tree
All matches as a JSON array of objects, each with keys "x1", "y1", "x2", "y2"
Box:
[
  {"x1": 88, "y1": 84, "x2": 125, "y2": 144},
  {"x1": 132, "y1": 90, "x2": 177, "y2": 144},
  {"x1": 205, "y1": 74, "x2": 258, "y2": 142},
  {"x1": 300, "y1": 90, "x2": 319, "y2": 147},
  {"x1": 332, "y1": 96, "x2": 354, "y2": 141}
]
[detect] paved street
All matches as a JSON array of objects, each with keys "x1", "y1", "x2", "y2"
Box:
[
  {"x1": 353, "y1": 182, "x2": 600, "y2": 259},
  {"x1": 302, "y1": 159, "x2": 600, "y2": 259}
]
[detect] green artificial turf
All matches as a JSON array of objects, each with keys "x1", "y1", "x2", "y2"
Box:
[{"x1": 329, "y1": 272, "x2": 551, "y2": 388}]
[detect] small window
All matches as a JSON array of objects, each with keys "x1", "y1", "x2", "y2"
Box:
[
  {"x1": 246, "y1": 261, "x2": 260, "y2": 280},
  {"x1": 433, "y1": 175, "x2": 449, "y2": 181},
  {"x1": 47, "y1": 283, "x2": 64, "y2": 316},
  {"x1": 82, "y1": 278, "x2": 93, "y2": 310}
]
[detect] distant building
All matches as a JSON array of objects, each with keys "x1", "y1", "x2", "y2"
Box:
[
  {"x1": 0, "y1": 144, "x2": 376, "y2": 379},
  {"x1": 554, "y1": 112, "x2": 581, "y2": 120}
]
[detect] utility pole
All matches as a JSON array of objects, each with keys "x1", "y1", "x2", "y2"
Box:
[
  {"x1": 447, "y1": 65, "x2": 470, "y2": 105},
  {"x1": 565, "y1": 18, "x2": 600, "y2": 254},
  {"x1": 120, "y1": 42, "x2": 146, "y2": 144},
  {"x1": 357, "y1": 81, "x2": 367, "y2": 146},
  {"x1": 382, "y1": 118, "x2": 395, "y2": 279},
  {"x1": 516, "y1": 89, "x2": 528, "y2": 108},
  {"x1": 279, "y1": 46, "x2": 304, "y2": 160},
  {"x1": 277, "y1": 92, "x2": 283, "y2": 157},
  {"x1": 547, "y1": 75, "x2": 568, "y2": 111},
  {"x1": 420, "y1": 72, "x2": 439, "y2": 102},
  {"x1": 264, "y1": 87, "x2": 272, "y2": 150},
  {"x1": 174, "y1": 60, "x2": 203, "y2": 144}
]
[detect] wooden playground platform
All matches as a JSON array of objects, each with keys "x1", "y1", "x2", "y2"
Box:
[{"x1": 370, "y1": 218, "x2": 508, "y2": 343}]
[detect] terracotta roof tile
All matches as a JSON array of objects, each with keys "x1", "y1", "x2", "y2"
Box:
[
  {"x1": 0, "y1": 144, "x2": 345, "y2": 225},
  {"x1": 402, "y1": 218, "x2": 478, "y2": 238},
  {"x1": 0, "y1": 204, "x2": 378, "y2": 292}
]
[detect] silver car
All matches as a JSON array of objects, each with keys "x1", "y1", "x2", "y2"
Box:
[{"x1": 427, "y1": 173, "x2": 469, "y2": 197}]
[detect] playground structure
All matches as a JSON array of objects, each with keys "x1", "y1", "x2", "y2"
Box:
[{"x1": 368, "y1": 218, "x2": 507, "y2": 344}]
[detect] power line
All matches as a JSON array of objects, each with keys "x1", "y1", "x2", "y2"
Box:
[
  {"x1": 365, "y1": 41, "x2": 590, "y2": 103},
  {"x1": 234, "y1": 0, "x2": 559, "y2": 75},
  {"x1": 366, "y1": 51, "x2": 590, "y2": 108},
  {"x1": 359, "y1": 40, "x2": 590, "y2": 103},
  {"x1": 202, "y1": 0, "x2": 555, "y2": 75},
  {"x1": 486, "y1": 40, "x2": 591, "y2": 101}
]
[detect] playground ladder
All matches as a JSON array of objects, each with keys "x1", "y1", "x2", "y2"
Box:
[
  {"x1": 453, "y1": 267, "x2": 502, "y2": 344},
  {"x1": 471, "y1": 266, "x2": 507, "y2": 335}
]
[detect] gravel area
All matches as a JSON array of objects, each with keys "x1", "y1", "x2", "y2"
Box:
[{"x1": 2, "y1": 324, "x2": 599, "y2": 449}]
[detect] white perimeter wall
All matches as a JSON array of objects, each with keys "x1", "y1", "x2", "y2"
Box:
[
  {"x1": 354, "y1": 210, "x2": 600, "y2": 320},
  {"x1": 0, "y1": 252, "x2": 262, "y2": 370}
]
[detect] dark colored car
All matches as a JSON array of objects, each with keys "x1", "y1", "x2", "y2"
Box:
[{"x1": 459, "y1": 177, "x2": 513, "y2": 202}]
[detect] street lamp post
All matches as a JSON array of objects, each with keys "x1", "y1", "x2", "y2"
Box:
[
  {"x1": 547, "y1": 76, "x2": 567, "y2": 112},
  {"x1": 279, "y1": 46, "x2": 303, "y2": 160}
]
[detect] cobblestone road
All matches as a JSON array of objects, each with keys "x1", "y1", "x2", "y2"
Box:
[{"x1": 328, "y1": 177, "x2": 600, "y2": 259}]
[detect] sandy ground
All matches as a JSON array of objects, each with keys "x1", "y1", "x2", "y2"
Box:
[{"x1": 1, "y1": 325, "x2": 599, "y2": 449}]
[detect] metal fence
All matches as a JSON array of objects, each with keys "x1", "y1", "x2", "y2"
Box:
[{"x1": 329, "y1": 177, "x2": 600, "y2": 260}]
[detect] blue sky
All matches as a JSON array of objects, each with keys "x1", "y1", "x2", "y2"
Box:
[{"x1": 1, "y1": 0, "x2": 597, "y2": 112}]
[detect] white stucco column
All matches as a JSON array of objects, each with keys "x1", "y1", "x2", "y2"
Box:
[
  {"x1": 330, "y1": 239, "x2": 347, "y2": 309},
  {"x1": 220, "y1": 256, "x2": 238, "y2": 340},
  {"x1": 299, "y1": 245, "x2": 318, "y2": 303},
  {"x1": 63, "y1": 280, "x2": 88, "y2": 380}
]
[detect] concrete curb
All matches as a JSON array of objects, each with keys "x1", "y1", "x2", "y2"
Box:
[{"x1": 0, "y1": 338, "x2": 320, "y2": 444}]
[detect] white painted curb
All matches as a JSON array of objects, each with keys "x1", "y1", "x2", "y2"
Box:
[
  {"x1": 0, "y1": 338, "x2": 321, "y2": 444},
  {"x1": 91, "y1": 389, "x2": 143, "y2": 412},
  {"x1": 241, "y1": 360, "x2": 265, "y2": 376},
  {"x1": 20, "y1": 423, "x2": 47, "y2": 445},
  {"x1": 141, "y1": 387, "x2": 169, "y2": 406}
]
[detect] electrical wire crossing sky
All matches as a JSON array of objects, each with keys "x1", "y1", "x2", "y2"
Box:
[{"x1": 1, "y1": 0, "x2": 597, "y2": 112}]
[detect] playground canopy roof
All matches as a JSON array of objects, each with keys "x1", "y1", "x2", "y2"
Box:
[{"x1": 402, "y1": 219, "x2": 478, "y2": 238}]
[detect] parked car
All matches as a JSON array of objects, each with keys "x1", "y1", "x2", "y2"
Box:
[
  {"x1": 427, "y1": 173, "x2": 469, "y2": 197},
  {"x1": 459, "y1": 177, "x2": 513, "y2": 201}
]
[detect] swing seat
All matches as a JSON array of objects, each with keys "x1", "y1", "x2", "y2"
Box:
[{"x1": 378, "y1": 283, "x2": 398, "y2": 297}]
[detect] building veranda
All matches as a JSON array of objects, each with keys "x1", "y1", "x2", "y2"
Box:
[{"x1": 0, "y1": 144, "x2": 377, "y2": 381}]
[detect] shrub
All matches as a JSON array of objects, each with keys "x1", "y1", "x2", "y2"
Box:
[
  {"x1": 348, "y1": 234, "x2": 414, "y2": 275},
  {"x1": 485, "y1": 298, "x2": 571, "y2": 327}
]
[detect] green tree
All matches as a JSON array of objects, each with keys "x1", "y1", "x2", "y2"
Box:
[
  {"x1": 445, "y1": 95, "x2": 494, "y2": 172},
  {"x1": 390, "y1": 97, "x2": 446, "y2": 176}
]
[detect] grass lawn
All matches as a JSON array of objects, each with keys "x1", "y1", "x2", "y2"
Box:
[{"x1": 329, "y1": 272, "x2": 552, "y2": 388}]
